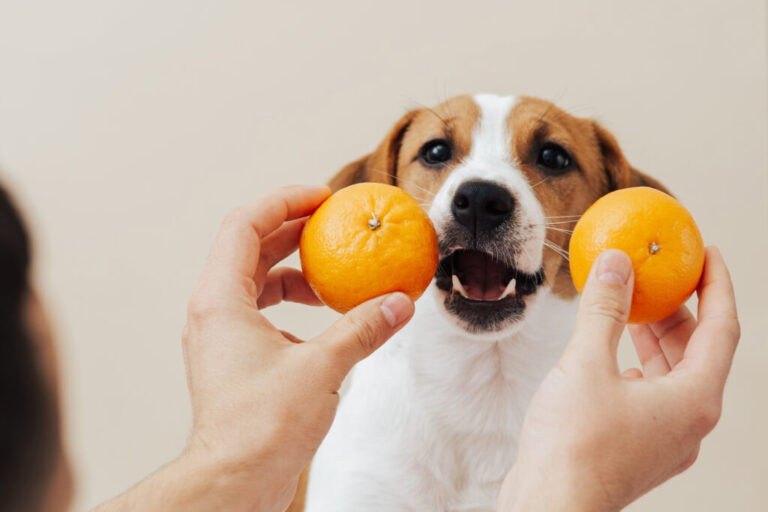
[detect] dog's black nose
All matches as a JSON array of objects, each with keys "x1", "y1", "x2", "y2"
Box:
[{"x1": 451, "y1": 181, "x2": 514, "y2": 233}]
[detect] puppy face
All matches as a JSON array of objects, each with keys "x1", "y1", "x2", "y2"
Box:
[{"x1": 331, "y1": 94, "x2": 666, "y2": 334}]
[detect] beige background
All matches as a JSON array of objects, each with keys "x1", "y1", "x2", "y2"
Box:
[{"x1": 0, "y1": 0, "x2": 766, "y2": 510}]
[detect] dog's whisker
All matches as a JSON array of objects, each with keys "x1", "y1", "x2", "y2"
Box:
[
  {"x1": 530, "y1": 177, "x2": 550, "y2": 189},
  {"x1": 544, "y1": 247, "x2": 570, "y2": 262},
  {"x1": 543, "y1": 241, "x2": 570, "y2": 261},
  {"x1": 543, "y1": 240, "x2": 569, "y2": 253},
  {"x1": 416, "y1": 201, "x2": 433, "y2": 211},
  {"x1": 543, "y1": 220, "x2": 580, "y2": 225},
  {"x1": 550, "y1": 238, "x2": 569, "y2": 249},
  {"x1": 543, "y1": 214, "x2": 582, "y2": 219},
  {"x1": 544, "y1": 227, "x2": 574, "y2": 234}
]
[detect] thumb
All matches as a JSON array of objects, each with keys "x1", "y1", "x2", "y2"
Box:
[
  {"x1": 568, "y1": 249, "x2": 634, "y2": 369},
  {"x1": 313, "y1": 292, "x2": 414, "y2": 384}
]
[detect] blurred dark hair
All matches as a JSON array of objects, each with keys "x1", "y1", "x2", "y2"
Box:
[{"x1": 0, "y1": 185, "x2": 58, "y2": 510}]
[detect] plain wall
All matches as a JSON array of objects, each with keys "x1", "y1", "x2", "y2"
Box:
[{"x1": 1, "y1": 0, "x2": 766, "y2": 509}]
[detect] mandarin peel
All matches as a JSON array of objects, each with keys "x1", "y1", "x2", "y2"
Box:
[
  {"x1": 568, "y1": 187, "x2": 704, "y2": 324},
  {"x1": 300, "y1": 183, "x2": 439, "y2": 314}
]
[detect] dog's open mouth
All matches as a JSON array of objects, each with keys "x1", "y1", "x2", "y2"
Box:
[
  {"x1": 435, "y1": 249, "x2": 543, "y2": 301},
  {"x1": 435, "y1": 249, "x2": 544, "y2": 331}
]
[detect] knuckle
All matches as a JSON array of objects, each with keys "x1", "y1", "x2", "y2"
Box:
[
  {"x1": 683, "y1": 448, "x2": 699, "y2": 470},
  {"x1": 345, "y1": 316, "x2": 380, "y2": 354},
  {"x1": 585, "y1": 292, "x2": 629, "y2": 323},
  {"x1": 187, "y1": 293, "x2": 221, "y2": 324},
  {"x1": 690, "y1": 400, "x2": 722, "y2": 435}
]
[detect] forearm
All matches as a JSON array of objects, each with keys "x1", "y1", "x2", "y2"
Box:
[
  {"x1": 92, "y1": 451, "x2": 290, "y2": 512},
  {"x1": 497, "y1": 462, "x2": 614, "y2": 512}
]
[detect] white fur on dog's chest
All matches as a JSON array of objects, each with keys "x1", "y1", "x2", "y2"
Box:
[{"x1": 306, "y1": 291, "x2": 577, "y2": 511}]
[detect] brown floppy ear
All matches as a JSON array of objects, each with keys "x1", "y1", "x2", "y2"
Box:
[
  {"x1": 329, "y1": 110, "x2": 419, "y2": 192},
  {"x1": 591, "y1": 121, "x2": 671, "y2": 195}
]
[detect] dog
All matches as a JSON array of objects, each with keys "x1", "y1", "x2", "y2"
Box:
[{"x1": 294, "y1": 94, "x2": 666, "y2": 512}]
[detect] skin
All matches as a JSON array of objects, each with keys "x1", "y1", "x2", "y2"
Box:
[
  {"x1": 25, "y1": 291, "x2": 75, "y2": 512},
  {"x1": 78, "y1": 187, "x2": 737, "y2": 511},
  {"x1": 93, "y1": 185, "x2": 415, "y2": 512},
  {"x1": 497, "y1": 247, "x2": 740, "y2": 511}
]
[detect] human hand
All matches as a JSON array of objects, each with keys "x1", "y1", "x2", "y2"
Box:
[
  {"x1": 95, "y1": 185, "x2": 415, "y2": 512},
  {"x1": 497, "y1": 247, "x2": 739, "y2": 512},
  {"x1": 181, "y1": 185, "x2": 415, "y2": 511}
]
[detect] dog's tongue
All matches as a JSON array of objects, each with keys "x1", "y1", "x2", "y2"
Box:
[{"x1": 455, "y1": 250, "x2": 508, "y2": 301}]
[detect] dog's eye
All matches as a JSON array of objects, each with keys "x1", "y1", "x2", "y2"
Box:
[
  {"x1": 537, "y1": 143, "x2": 572, "y2": 173},
  {"x1": 420, "y1": 139, "x2": 453, "y2": 166}
]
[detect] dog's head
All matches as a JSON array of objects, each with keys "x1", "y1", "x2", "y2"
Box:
[{"x1": 331, "y1": 94, "x2": 667, "y2": 334}]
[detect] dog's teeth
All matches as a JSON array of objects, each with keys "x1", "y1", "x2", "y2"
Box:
[
  {"x1": 500, "y1": 278, "x2": 517, "y2": 299},
  {"x1": 452, "y1": 274, "x2": 470, "y2": 298}
]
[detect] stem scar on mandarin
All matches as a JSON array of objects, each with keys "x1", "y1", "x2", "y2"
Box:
[{"x1": 368, "y1": 212, "x2": 381, "y2": 231}]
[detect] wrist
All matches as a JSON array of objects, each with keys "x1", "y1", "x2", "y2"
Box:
[
  {"x1": 94, "y1": 447, "x2": 295, "y2": 512},
  {"x1": 170, "y1": 450, "x2": 255, "y2": 510},
  {"x1": 498, "y1": 459, "x2": 615, "y2": 512},
  {"x1": 180, "y1": 436, "x2": 298, "y2": 512}
]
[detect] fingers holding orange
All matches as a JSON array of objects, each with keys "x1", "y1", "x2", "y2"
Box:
[
  {"x1": 628, "y1": 324, "x2": 672, "y2": 377},
  {"x1": 646, "y1": 307, "x2": 697, "y2": 367},
  {"x1": 569, "y1": 187, "x2": 705, "y2": 324},
  {"x1": 257, "y1": 267, "x2": 323, "y2": 309},
  {"x1": 259, "y1": 218, "x2": 308, "y2": 269},
  {"x1": 683, "y1": 247, "x2": 740, "y2": 384},
  {"x1": 202, "y1": 185, "x2": 330, "y2": 297}
]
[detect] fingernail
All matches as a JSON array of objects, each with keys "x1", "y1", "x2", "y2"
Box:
[
  {"x1": 380, "y1": 293, "x2": 414, "y2": 328},
  {"x1": 597, "y1": 249, "x2": 632, "y2": 284}
]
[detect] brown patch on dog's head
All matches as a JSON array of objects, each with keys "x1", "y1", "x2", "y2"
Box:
[
  {"x1": 328, "y1": 110, "x2": 418, "y2": 191},
  {"x1": 507, "y1": 97, "x2": 669, "y2": 298},
  {"x1": 329, "y1": 96, "x2": 479, "y2": 206}
]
